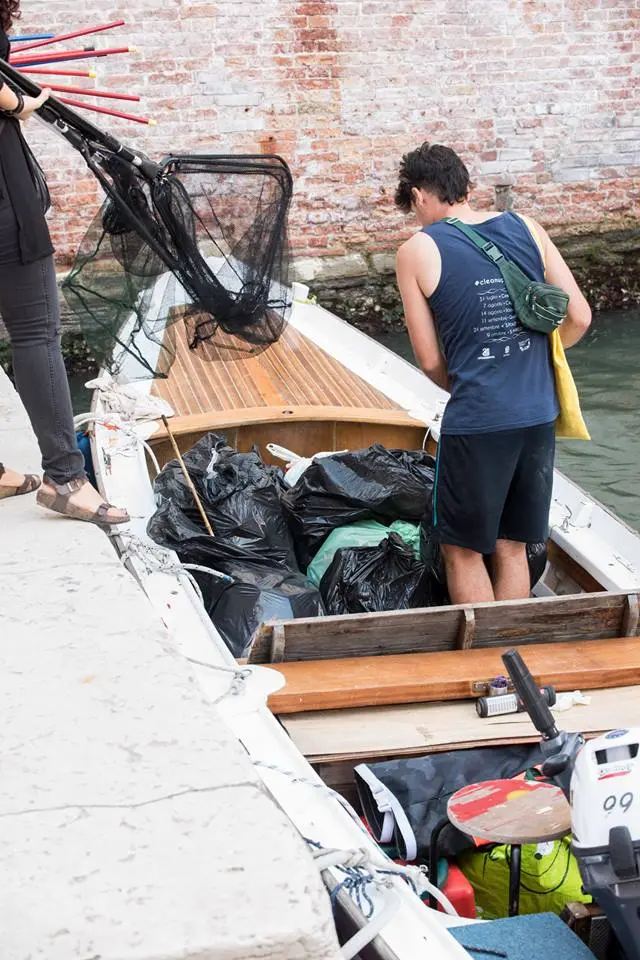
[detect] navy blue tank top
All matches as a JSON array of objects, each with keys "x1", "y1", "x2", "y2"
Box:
[{"x1": 424, "y1": 212, "x2": 558, "y2": 435}]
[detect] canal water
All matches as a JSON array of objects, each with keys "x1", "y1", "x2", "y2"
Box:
[{"x1": 375, "y1": 309, "x2": 640, "y2": 531}]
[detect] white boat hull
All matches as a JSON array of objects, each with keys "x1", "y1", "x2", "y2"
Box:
[{"x1": 89, "y1": 294, "x2": 640, "y2": 957}]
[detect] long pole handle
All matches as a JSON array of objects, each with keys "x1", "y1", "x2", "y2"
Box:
[
  {"x1": 12, "y1": 20, "x2": 125, "y2": 54},
  {"x1": 22, "y1": 67, "x2": 97, "y2": 78},
  {"x1": 57, "y1": 97, "x2": 154, "y2": 125},
  {"x1": 0, "y1": 59, "x2": 160, "y2": 178},
  {"x1": 10, "y1": 46, "x2": 130, "y2": 65},
  {"x1": 48, "y1": 83, "x2": 140, "y2": 102},
  {"x1": 10, "y1": 33, "x2": 56, "y2": 43},
  {"x1": 161, "y1": 416, "x2": 215, "y2": 537}
]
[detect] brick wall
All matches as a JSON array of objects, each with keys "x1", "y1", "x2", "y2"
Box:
[{"x1": 17, "y1": 0, "x2": 640, "y2": 268}]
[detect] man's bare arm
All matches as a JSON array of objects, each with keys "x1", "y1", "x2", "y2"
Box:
[
  {"x1": 531, "y1": 219, "x2": 592, "y2": 348},
  {"x1": 396, "y1": 239, "x2": 449, "y2": 390}
]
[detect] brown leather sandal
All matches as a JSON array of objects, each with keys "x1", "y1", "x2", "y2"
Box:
[
  {"x1": 0, "y1": 463, "x2": 41, "y2": 500},
  {"x1": 36, "y1": 476, "x2": 130, "y2": 526}
]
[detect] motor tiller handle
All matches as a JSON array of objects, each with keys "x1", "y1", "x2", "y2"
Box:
[{"x1": 501, "y1": 649, "x2": 560, "y2": 741}]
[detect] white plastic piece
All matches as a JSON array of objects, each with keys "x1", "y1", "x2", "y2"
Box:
[
  {"x1": 292, "y1": 281, "x2": 310, "y2": 301},
  {"x1": 266, "y1": 443, "x2": 347, "y2": 487},
  {"x1": 266, "y1": 443, "x2": 304, "y2": 466},
  {"x1": 552, "y1": 691, "x2": 592, "y2": 712},
  {"x1": 205, "y1": 449, "x2": 220, "y2": 479}
]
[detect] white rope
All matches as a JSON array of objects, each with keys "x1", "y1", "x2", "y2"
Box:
[
  {"x1": 183, "y1": 659, "x2": 251, "y2": 708},
  {"x1": 74, "y1": 412, "x2": 162, "y2": 477},
  {"x1": 118, "y1": 531, "x2": 184, "y2": 577},
  {"x1": 117, "y1": 532, "x2": 231, "y2": 624},
  {"x1": 118, "y1": 532, "x2": 230, "y2": 585},
  {"x1": 183, "y1": 655, "x2": 251, "y2": 681},
  {"x1": 182, "y1": 562, "x2": 232, "y2": 584},
  {"x1": 178, "y1": 569, "x2": 204, "y2": 605}
]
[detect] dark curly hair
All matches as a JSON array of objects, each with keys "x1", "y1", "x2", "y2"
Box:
[
  {"x1": 395, "y1": 143, "x2": 471, "y2": 213},
  {"x1": 0, "y1": 0, "x2": 21, "y2": 33}
]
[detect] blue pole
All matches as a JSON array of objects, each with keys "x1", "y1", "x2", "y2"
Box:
[{"x1": 9, "y1": 33, "x2": 56, "y2": 43}]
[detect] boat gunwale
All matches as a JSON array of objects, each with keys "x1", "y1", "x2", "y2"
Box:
[{"x1": 149, "y1": 403, "x2": 427, "y2": 440}]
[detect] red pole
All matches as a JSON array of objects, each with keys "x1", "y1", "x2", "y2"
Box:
[
  {"x1": 19, "y1": 67, "x2": 97, "y2": 78},
  {"x1": 47, "y1": 83, "x2": 140, "y2": 103},
  {"x1": 10, "y1": 46, "x2": 134, "y2": 66},
  {"x1": 11, "y1": 21, "x2": 125, "y2": 54},
  {"x1": 57, "y1": 96, "x2": 155, "y2": 125}
]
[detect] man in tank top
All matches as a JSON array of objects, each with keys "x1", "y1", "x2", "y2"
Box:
[{"x1": 394, "y1": 143, "x2": 591, "y2": 603}]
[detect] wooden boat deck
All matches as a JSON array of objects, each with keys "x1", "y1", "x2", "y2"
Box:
[{"x1": 152, "y1": 320, "x2": 401, "y2": 418}]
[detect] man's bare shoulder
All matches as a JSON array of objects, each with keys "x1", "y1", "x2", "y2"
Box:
[
  {"x1": 518, "y1": 212, "x2": 551, "y2": 244},
  {"x1": 396, "y1": 229, "x2": 439, "y2": 266}
]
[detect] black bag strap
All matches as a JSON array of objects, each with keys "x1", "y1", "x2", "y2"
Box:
[{"x1": 443, "y1": 216, "x2": 510, "y2": 266}]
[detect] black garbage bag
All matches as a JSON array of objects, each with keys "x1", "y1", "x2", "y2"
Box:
[
  {"x1": 319, "y1": 532, "x2": 435, "y2": 615},
  {"x1": 147, "y1": 497, "x2": 208, "y2": 551},
  {"x1": 282, "y1": 445, "x2": 436, "y2": 568},
  {"x1": 419, "y1": 516, "x2": 450, "y2": 606},
  {"x1": 526, "y1": 541, "x2": 548, "y2": 588},
  {"x1": 194, "y1": 560, "x2": 324, "y2": 659},
  {"x1": 355, "y1": 743, "x2": 545, "y2": 861},
  {"x1": 149, "y1": 432, "x2": 297, "y2": 568},
  {"x1": 147, "y1": 499, "x2": 324, "y2": 657}
]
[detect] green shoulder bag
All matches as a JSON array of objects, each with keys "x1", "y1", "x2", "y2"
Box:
[{"x1": 444, "y1": 216, "x2": 569, "y2": 335}]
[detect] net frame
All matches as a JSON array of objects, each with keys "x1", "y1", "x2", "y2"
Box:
[{"x1": 0, "y1": 60, "x2": 294, "y2": 379}]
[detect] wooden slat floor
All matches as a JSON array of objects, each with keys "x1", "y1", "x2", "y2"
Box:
[{"x1": 152, "y1": 320, "x2": 401, "y2": 417}]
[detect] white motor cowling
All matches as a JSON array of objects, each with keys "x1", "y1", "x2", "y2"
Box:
[
  {"x1": 571, "y1": 728, "x2": 640, "y2": 850},
  {"x1": 570, "y1": 728, "x2": 640, "y2": 959}
]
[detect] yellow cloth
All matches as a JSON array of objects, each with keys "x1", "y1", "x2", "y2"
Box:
[{"x1": 517, "y1": 214, "x2": 590, "y2": 440}]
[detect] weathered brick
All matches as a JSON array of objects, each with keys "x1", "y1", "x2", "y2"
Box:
[{"x1": 14, "y1": 0, "x2": 639, "y2": 269}]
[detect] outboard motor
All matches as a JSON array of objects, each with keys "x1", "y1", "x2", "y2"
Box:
[
  {"x1": 502, "y1": 649, "x2": 640, "y2": 960},
  {"x1": 571, "y1": 729, "x2": 640, "y2": 955}
]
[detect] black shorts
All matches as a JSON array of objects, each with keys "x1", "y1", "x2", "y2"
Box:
[{"x1": 432, "y1": 422, "x2": 555, "y2": 555}]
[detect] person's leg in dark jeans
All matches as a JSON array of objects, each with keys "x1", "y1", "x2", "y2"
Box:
[
  {"x1": 0, "y1": 254, "x2": 85, "y2": 484},
  {"x1": 0, "y1": 254, "x2": 129, "y2": 524}
]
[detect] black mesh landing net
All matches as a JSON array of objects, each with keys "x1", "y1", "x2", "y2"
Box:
[
  {"x1": 0, "y1": 59, "x2": 294, "y2": 379},
  {"x1": 62, "y1": 153, "x2": 293, "y2": 379}
]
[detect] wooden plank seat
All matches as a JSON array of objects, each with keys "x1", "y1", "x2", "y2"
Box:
[
  {"x1": 281, "y1": 686, "x2": 640, "y2": 764},
  {"x1": 249, "y1": 590, "x2": 640, "y2": 664},
  {"x1": 267, "y1": 636, "x2": 640, "y2": 714},
  {"x1": 151, "y1": 404, "x2": 425, "y2": 439}
]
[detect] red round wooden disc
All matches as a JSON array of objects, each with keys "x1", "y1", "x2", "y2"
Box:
[{"x1": 447, "y1": 778, "x2": 571, "y2": 845}]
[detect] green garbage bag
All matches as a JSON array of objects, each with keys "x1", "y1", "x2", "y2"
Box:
[
  {"x1": 389, "y1": 520, "x2": 421, "y2": 558},
  {"x1": 458, "y1": 836, "x2": 591, "y2": 920},
  {"x1": 307, "y1": 520, "x2": 420, "y2": 587},
  {"x1": 307, "y1": 521, "x2": 389, "y2": 586}
]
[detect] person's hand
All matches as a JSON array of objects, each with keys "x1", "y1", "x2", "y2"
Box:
[{"x1": 18, "y1": 88, "x2": 51, "y2": 121}]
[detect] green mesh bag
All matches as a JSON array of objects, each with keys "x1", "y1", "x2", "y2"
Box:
[{"x1": 458, "y1": 836, "x2": 591, "y2": 920}]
